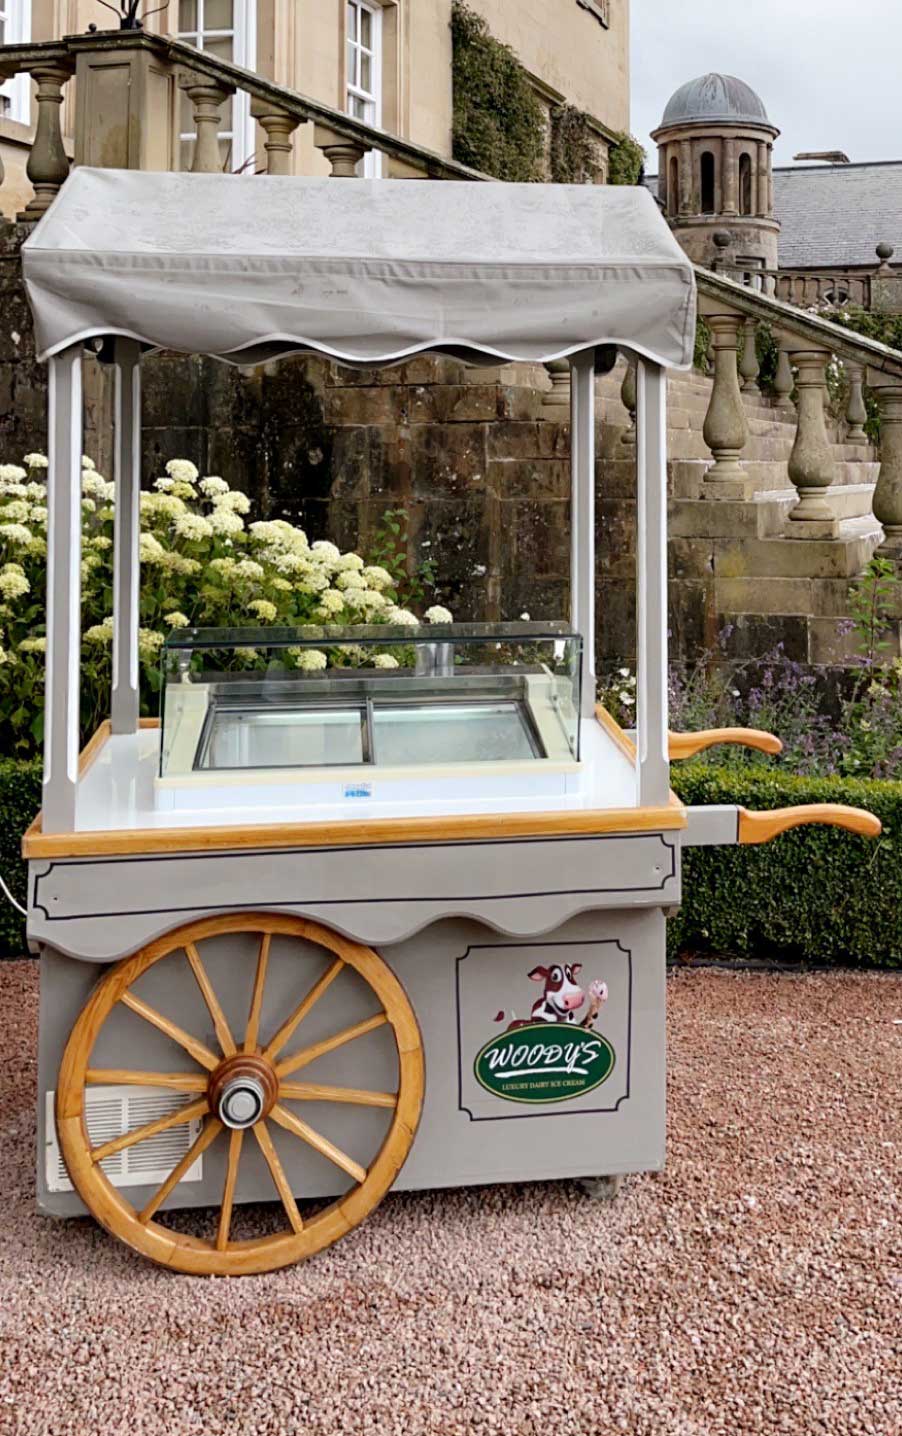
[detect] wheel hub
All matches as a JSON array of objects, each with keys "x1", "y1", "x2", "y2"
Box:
[{"x1": 208, "y1": 1054, "x2": 278, "y2": 1130}]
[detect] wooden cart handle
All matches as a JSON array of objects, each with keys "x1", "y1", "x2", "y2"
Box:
[
  {"x1": 669, "y1": 728, "x2": 783, "y2": 759},
  {"x1": 738, "y1": 804, "x2": 882, "y2": 845}
]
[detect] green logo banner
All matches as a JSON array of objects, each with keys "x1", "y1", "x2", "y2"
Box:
[{"x1": 474, "y1": 1023, "x2": 615, "y2": 1105}]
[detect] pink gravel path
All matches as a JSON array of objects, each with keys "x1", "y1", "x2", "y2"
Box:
[{"x1": 0, "y1": 961, "x2": 898, "y2": 1436}]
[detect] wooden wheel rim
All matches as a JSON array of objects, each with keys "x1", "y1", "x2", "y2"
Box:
[{"x1": 57, "y1": 913, "x2": 424, "y2": 1275}]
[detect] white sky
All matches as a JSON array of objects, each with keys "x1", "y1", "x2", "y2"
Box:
[{"x1": 631, "y1": 0, "x2": 901, "y2": 173}]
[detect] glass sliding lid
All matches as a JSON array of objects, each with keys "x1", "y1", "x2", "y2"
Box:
[{"x1": 160, "y1": 623, "x2": 582, "y2": 780}]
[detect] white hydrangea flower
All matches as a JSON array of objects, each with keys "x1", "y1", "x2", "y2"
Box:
[
  {"x1": 81, "y1": 497, "x2": 96, "y2": 514},
  {"x1": 19, "y1": 637, "x2": 46, "y2": 654},
  {"x1": 138, "y1": 628, "x2": 165, "y2": 660},
  {"x1": 424, "y1": 605, "x2": 453, "y2": 624},
  {"x1": 85, "y1": 618, "x2": 114, "y2": 645},
  {"x1": 81, "y1": 456, "x2": 96, "y2": 471},
  {"x1": 0, "y1": 523, "x2": 33, "y2": 547},
  {"x1": 0, "y1": 465, "x2": 27, "y2": 483},
  {"x1": 248, "y1": 599, "x2": 278, "y2": 622},
  {"x1": 174, "y1": 513, "x2": 214, "y2": 542},
  {"x1": 200, "y1": 476, "x2": 230, "y2": 497},
  {"x1": 311, "y1": 540, "x2": 341, "y2": 564},
  {"x1": 208, "y1": 508, "x2": 245, "y2": 536},
  {"x1": 165, "y1": 459, "x2": 199, "y2": 483},
  {"x1": 164, "y1": 612, "x2": 190, "y2": 628},
  {"x1": 215, "y1": 490, "x2": 251, "y2": 515},
  {"x1": 336, "y1": 569, "x2": 366, "y2": 591},
  {"x1": 0, "y1": 566, "x2": 29, "y2": 600},
  {"x1": 209, "y1": 556, "x2": 237, "y2": 574},
  {"x1": 26, "y1": 482, "x2": 47, "y2": 500},
  {"x1": 139, "y1": 533, "x2": 165, "y2": 563},
  {"x1": 317, "y1": 590, "x2": 346, "y2": 615},
  {"x1": 23, "y1": 453, "x2": 48, "y2": 470},
  {"x1": 30, "y1": 506, "x2": 48, "y2": 525},
  {"x1": 271, "y1": 551, "x2": 311, "y2": 576},
  {"x1": 83, "y1": 473, "x2": 114, "y2": 500},
  {"x1": 270, "y1": 577, "x2": 292, "y2": 593},
  {"x1": 619, "y1": 692, "x2": 635, "y2": 707},
  {"x1": 385, "y1": 606, "x2": 420, "y2": 627},
  {"x1": 0, "y1": 500, "x2": 29, "y2": 523},
  {"x1": 249, "y1": 521, "x2": 288, "y2": 546},
  {"x1": 233, "y1": 559, "x2": 265, "y2": 580},
  {"x1": 362, "y1": 565, "x2": 396, "y2": 591},
  {"x1": 348, "y1": 589, "x2": 386, "y2": 612},
  {"x1": 0, "y1": 646, "x2": 8, "y2": 666},
  {"x1": 296, "y1": 649, "x2": 328, "y2": 672},
  {"x1": 373, "y1": 653, "x2": 400, "y2": 669},
  {"x1": 141, "y1": 493, "x2": 187, "y2": 520},
  {"x1": 295, "y1": 570, "x2": 330, "y2": 594},
  {"x1": 0, "y1": 481, "x2": 27, "y2": 498},
  {"x1": 87, "y1": 535, "x2": 112, "y2": 551},
  {"x1": 335, "y1": 552, "x2": 364, "y2": 572}
]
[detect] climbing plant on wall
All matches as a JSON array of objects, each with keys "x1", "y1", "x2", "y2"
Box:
[
  {"x1": 450, "y1": 1, "x2": 545, "y2": 183},
  {"x1": 550, "y1": 105, "x2": 603, "y2": 184},
  {"x1": 608, "y1": 131, "x2": 646, "y2": 186}
]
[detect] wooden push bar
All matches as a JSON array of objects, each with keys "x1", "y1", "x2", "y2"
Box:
[
  {"x1": 668, "y1": 728, "x2": 783, "y2": 759},
  {"x1": 737, "y1": 805, "x2": 881, "y2": 845}
]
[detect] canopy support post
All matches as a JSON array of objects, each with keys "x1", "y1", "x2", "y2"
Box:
[
  {"x1": 111, "y1": 339, "x2": 142, "y2": 735},
  {"x1": 569, "y1": 351, "x2": 597, "y2": 718},
  {"x1": 636, "y1": 359, "x2": 671, "y2": 806},
  {"x1": 43, "y1": 345, "x2": 83, "y2": 834}
]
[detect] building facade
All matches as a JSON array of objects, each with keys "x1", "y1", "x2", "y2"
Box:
[{"x1": 0, "y1": 0, "x2": 630, "y2": 217}]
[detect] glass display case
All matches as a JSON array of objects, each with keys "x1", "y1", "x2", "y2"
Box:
[{"x1": 158, "y1": 623, "x2": 582, "y2": 807}]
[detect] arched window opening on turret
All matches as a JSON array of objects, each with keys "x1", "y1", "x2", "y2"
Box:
[
  {"x1": 739, "y1": 153, "x2": 753, "y2": 216},
  {"x1": 700, "y1": 151, "x2": 716, "y2": 214},
  {"x1": 668, "y1": 155, "x2": 679, "y2": 215}
]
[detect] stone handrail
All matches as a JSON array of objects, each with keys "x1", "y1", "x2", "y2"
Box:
[
  {"x1": 711, "y1": 260, "x2": 873, "y2": 310},
  {"x1": 3, "y1": 31, "x2": 902, "y2": 560}
]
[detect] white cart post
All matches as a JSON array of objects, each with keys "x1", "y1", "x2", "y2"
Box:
[
  {"x1": 111, "y1": 338, "x2": 142, "y2": 736},
  {"x1": 636, "y1": 358, "x2": 671, "y2": 807},
  {"x1": 569, "y1": 350, "x2": 597, "y2": 718}
]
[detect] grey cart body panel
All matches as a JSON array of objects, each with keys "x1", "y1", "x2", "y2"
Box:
[
  {"x1": 28, "y1": 831, "x2": 680, "y2": 962},
  {"x1": 36, "y1": 906, "x2": 666, "y2": 1219}
]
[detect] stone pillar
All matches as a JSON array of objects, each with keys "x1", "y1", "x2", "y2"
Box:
[
  {"x1": 702, "y1": 314, "x2": 750, "y2": 489},
  {"x1": 787, "y1": 349, "x2": 839, "y2": 532},
  {"x1": 251, "y1": 101, "x2": 301, "y2": 175},
  {"x1": 773, "y1": 345, "x2": 795, "y2": 411},
  {"x1": 314, "y1": 123, "x2": 367, "y2": 176},
  {"x1": 767, "y1": 145, "x2": 775, "y2": 216},
  {"x1": 19, "y1": 63, "x2": 74, "y2": 221},
  {"x1": 179, "y1": 76, "x2": 235, "y2": 174},
  {"x1": 543, "y1": 358, "x2": 571, "y2": 409},
  {"x1": 871, "y1": 380, "x2": 902, "y2": 559},
  {"x1": 739, "y1": 319, "x2": 760, "y2": 394},
  {"x1": 722, "y1": 136, "x2": 738, "y2": 216},
  {"x1": 756, "y1": 139, "x2": 768, "y2": 216},
  {"x1": 845, "y1": 364, "x2": 868, "y2": 448},
  {"x1": 678, "y1": 138, "x2": 692, "y2": 215}
]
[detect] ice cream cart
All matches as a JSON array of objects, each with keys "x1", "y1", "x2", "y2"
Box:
[{"x1": 20, "y1": 170, "x2": 880, "y2": 1275}]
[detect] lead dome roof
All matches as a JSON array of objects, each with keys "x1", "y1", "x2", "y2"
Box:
[{"x1": 659, "y1": 73, "x2": 771, "y2": 128}]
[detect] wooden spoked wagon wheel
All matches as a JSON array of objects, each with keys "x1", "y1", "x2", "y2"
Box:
[{"x1": 56, "y1": 913, "x2": 424, "y2": 1275}]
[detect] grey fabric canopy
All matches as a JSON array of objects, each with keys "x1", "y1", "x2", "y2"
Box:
[{"x1": 23, "y1": 168, "x2": 696, "y2": 368}]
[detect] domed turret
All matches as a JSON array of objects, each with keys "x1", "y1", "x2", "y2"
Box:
[{"x1": 651, "y1": 73, "x2": 780, "y2": 272}]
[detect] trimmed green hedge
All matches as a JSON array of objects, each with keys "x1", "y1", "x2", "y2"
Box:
[
  {"x1": 0, "y1": 758, "x2": 40, "y2": 958},
  {"x1": 0, "y1": 761, "x2": 897, "y2": 966},
  {"x1": 671, "y1": 767, "x2": 901, "y2": 968}
]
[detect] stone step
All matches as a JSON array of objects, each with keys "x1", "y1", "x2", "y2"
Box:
[
  {"x1": 712, "y1": 516, "x2": 882, "y2": 579},
  {"x1": 670, "y1": 458, "x2": 879, "y2": 500}
]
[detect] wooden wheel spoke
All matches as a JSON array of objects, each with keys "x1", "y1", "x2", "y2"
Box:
[
  {"x1": 119, "y1": 991, "x2": 220, "y2": 1071},
  {"x1": 279, "y1": 1081, "x2": 397, "y2": 1109},
  {"x1": 264, "y1": 957, "x2": 345, "y2": 1062},
  {"x1": 185, "y1": 942, "x2": 236, "y2": 1057},
  {"x1": 253, "y1": 1119, "x2": 304, "y2": 1234},
  {"x1": 276, "y1": 1012, "x2": 388, "y2": 1079},
  {"x1": 216, "y1": 1128, "x2": 244, "y2": 1251},
  {"x1": 271, "y1": 1102, "x2": 367, "y2": 1185},
  {"x1": 139, "y1": 1118, "x2": 223, "y2": 1223},
  {"x1": 85, "y1": 1069, "x2": 209, "y2": 1093},
  {"x1": 243, "y1": 933, "x2": 271, "y2": 1054},
  {"x1": 91, "y1": 1097, "x2": 209, "y2": 1164}
]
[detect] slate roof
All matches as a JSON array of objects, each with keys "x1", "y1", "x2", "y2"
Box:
[
  {"x1": 642, "y1": 161, "x2": 902, "y2": 270},
  {"x1": 773, "y1": 163, "x2": 902, "y2": 268}
]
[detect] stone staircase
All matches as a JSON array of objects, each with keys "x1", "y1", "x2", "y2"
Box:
[{"x1": 594, "y1": 364, "x2": 884, "y2": 665}]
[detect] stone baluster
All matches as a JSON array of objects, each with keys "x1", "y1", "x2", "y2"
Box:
[
  {"x1": 314, "y1": 122, "x2": 368, "y2": 176},
  {"x1": 618, "y1": 358, "x2": 637, "y2": 446},
  {"x1": 773, "y1": 344, "x2": 795, "y2": 411},
  {"x1": 702, "y1": 313, "x2": 750, "y2": 489},
  {"x1": 179, "y1": 75, "x2": 236, "y2": 173},
  {"x1": 870, "y1": 377, "x2": 902, "y2": 560},
  {"x1": 18, "y1": 63, "x2": 75, "y2": 221},
  {"x1": 786, "y1": 349, "x2": 838, "y2": 532},
  {"x1": 739, "y1": 318, "x2": 760, "y2": 394},
  {"x1": 845, "y1": 363, "x2": 868, "y2": 448},
  {"x1": 250, "y1": 100, "x2": 301, "y2": 175},
  {"x1": 543, "y1": 358, "x2": 571, "y2": 409}
]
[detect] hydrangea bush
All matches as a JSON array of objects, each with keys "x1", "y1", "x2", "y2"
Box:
[{"x1": 0, "y1": 456, "x2": 453, "y2": 758}]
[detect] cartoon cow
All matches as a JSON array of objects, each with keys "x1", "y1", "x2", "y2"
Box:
[{"x1": 495, "y1": 963, "x2": 586, "y2": 1030}]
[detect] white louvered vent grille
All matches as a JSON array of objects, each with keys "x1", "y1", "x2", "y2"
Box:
[{"x1": 46, "y1": 1088, "x2": 205, "y2": 1194}]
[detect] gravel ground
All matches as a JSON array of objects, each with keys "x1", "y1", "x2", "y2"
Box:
[{"x1": 0, "y1": 960, "x2": 898, "y2": 1436}]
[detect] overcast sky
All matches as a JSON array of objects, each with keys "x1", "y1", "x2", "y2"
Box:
[{"x1": 631, "y1": 0, "x2": 900, "y2": 173}]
